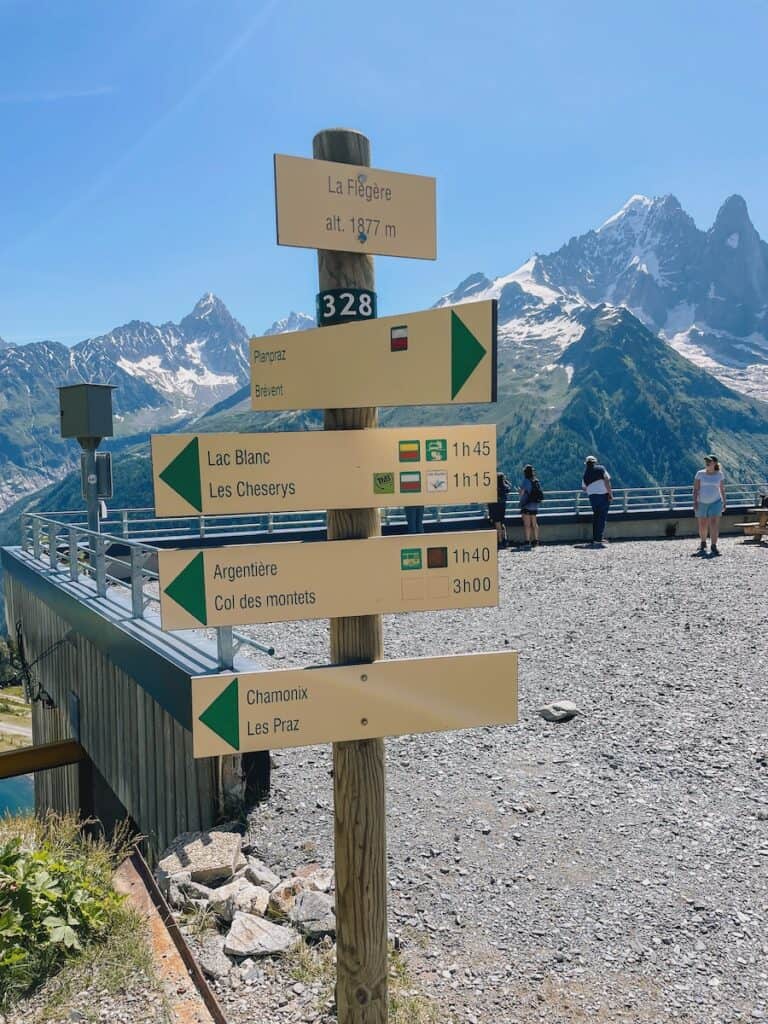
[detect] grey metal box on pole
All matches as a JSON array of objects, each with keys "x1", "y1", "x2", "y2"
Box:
[{"x1": 58, "y1": 384, "x2": 116, "y2": 440}]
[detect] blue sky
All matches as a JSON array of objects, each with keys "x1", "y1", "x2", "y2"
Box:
[{"x1": 1, "y1": 0, "x2": 767, "y2": 344}]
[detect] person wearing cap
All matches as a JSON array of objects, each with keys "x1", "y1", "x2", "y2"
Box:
[
  {"x1": 582, "y1": 455, "x2": 613, "y2": 546},
  {"x1": 693, "y1": 454, "x2": 726, "y2": 556}
]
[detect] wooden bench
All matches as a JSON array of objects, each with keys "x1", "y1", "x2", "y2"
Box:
[{"x1": 733, "y1": 507, "x2": 768, "y2": 542}]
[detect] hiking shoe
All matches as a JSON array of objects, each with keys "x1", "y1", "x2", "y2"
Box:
[{"x1": 710, "y1": 544, "x2": 720, "y2": 556}]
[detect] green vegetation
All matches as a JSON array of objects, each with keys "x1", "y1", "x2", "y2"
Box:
[{"x1": 0, "y1": 814, "x2": 145, "y2": 1012}]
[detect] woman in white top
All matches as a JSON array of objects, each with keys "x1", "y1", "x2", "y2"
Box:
[{"x1": 693, "y1": 454, "x2": 726, "y2": 556}]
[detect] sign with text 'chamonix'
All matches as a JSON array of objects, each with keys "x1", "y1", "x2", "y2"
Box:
[
  {"x1": 274, "y1": 154, "x2": 436, "y2": 259},
  {"x1": 191, "y1": 652, "x2": 518, "y2": 757},
  {"x1": 151, "y1": 425, "x2": 495, "y2": 517},
  {"x1": 250, "y1": 300, "x2": 497, "y2": 411},
  {"x1": 159, "y1": 531, "x2": 499, "y2": 630}
]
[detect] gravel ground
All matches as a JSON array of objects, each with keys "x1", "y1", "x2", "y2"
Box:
[{"x1": 228, "y1": 535, "x2": 768, "y2": 1024}]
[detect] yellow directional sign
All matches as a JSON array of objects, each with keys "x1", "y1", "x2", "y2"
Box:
[
  {"x1": 151, "y1": 425, "x2": 495, "y2": 517},
  {"x1": 250, "y1": 300, "x2": 496, "y2": 411},
  {"x1": 274, "y1": 154, "x2": 436, "y2": 259},
  {"x1": 190, "y1": 652, "x2": 518, "y2": 757},
  {"x1": 159, "y1": 531, "x2": 498, "y2": 630}
]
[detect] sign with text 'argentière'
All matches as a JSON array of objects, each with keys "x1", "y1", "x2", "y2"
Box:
[
  {"x1": 274, "y1": 154, "x2": 436, "y2": 259},
  {"x1": 151, "y1": 425, "x2": 495, "y2": 517},
  {"x1": 251, "y1": 300, "x2": 496, "y2": 411},
  {"x1": 190, "y1": 652, "x2": 518, "y2": 757},
  {"x1": 159, "y1": 531, "x2": 498, "y2": 631}
]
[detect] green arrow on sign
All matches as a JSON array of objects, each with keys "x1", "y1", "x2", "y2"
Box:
[
  {"x1": 164, "y1": 552, "x2": 207, "y2": 625},
  {"x1": 451, "y1": 311, "x2": 487, "y2": 399},
  {"x1": 159, "y1": 437, "x2": 202, "y2": 512},
  {"x1": 199, "y1": 677, "x2": 239, "y2": 750}
]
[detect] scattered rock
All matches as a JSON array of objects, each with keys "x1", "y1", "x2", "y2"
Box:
[
  {"x1": 246, "y1": 857, "x2": 281, "y2": 890},
  {"x1": 208, "y1": 878, "x2": 251, "y2": 922},
  {"x1": 158, "y1": 827, "x2": 246, "y2": 885},
  {"x1": 232, "y1": 883, "x2": 271, "y2": 918},
  {"x1": 537, "y1": 699, "x2": 581, "y2": 723},
  {"x1": 196, "y1": 932, "x2": 232, "y2": 980},
  {"x1": 296, "y1": 864, "x2": 334, "y2": 893},
  {"x1": 290, "y1": 890, "x2": 336, "y2": 938},
  {"x1": 268, "y1": 876, "x2": 306, "y2": 919},
  {"x1": 224, "y1": 912, "x2": 300, "y2": 957}
]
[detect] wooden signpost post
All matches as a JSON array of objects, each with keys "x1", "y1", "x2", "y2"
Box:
[
  {"x1": 151, "y1": 129, "x2": 516, "y2": 1024},
  {"x1": 312, "y1": 128, "x2": 388, "y2": 1024}
]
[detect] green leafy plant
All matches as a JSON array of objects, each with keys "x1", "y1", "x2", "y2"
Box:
[{"x1": 0, "y1": 820, "x2": 127, "y2": 1009}]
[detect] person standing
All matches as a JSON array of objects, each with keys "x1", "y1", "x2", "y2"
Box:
[
  {"x1": 404, "y1": 505, "x2": 425, "y2": 534},
  {"x1": 693, "y1": 454, "x2": 726, "y2": 556},
  {"x1": 582, "y1": 455, "x2": 613, "y2": 546},
  {"x1": 519, "y1": 464, "x2": 541, "y2": 547},
  {"x1": 488, "y1": 472, "x2": 512, "y2": 549}
]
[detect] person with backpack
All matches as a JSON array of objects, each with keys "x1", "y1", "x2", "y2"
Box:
[
  {"x1": 582, "y1": 455, "x2": 613, "y2": 546},
  {"x1": 488, "y1": 471, "x2": 512, "y2": 549},
  {"x1": 519, "y1": 464, "x2": 543, "y2": 547}
]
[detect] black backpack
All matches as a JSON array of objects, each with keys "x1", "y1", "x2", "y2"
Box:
[{"x1": 529, "y1": 479, "x2": 544, "y2": 504}]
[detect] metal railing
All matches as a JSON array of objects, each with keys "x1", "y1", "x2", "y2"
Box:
[
  {"x1": 16, "y1": 480, "x2": 766, "y2": 670},
  {"x1": 20, "y1": 480, "x2": 767, "y2": 545},
  {"x1": 20, "y1": 515, "x2": 275, "y2": 672}
]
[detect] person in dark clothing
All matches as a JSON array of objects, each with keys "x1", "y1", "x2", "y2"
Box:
[
  {"x1": 582, "y1": 455, "x2": 613, "y2": 546},
  {"x1": 519, "y1": 464, "x2": 540, "y2": 547},
  {"x1": 405, "y1": 505, "x2": 425, "y2": 533},
  {"x1": 488, "y1": 472, "x2": 512, "y2": 548}
]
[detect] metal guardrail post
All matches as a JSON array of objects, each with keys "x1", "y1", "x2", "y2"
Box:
[
  {"x1": 435, "y1": 506, "x2": 442, "y2": 522},
  {"x1": 121, "y1": 510, "x2": 129, "y2": 538},
  {"x1": 95, "y1": 536, "x2": 107, "y2": 597},
  {"x1": 21, "y1": 515, "x2": 28, "y2": 553},
  {"x1": 267, "y1": 514, "x2": 274, "y2": 534},
  {"x1": 199, "y1": 516, "x2": 206, "y2": 540},
  {"x1": 130, "y1": 546, "x2": 145, "y2": 618},
  {"x1": 48, "y1": 524, "x2": 58, "y2": 569},
  {"x1": 69, "y1": 529, "x2": 79, "y2": 581},
  {"x1": 217, "y1": 627, "x2": 234, "y2": 671},
  {"x1": 32, "y1": 519, "x2": 42, "y2": 561},
  {"x1": 623, "y1": 490, "x2": 628, "y2": 512}
]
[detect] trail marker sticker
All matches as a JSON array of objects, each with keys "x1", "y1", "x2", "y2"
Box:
[
  {"x1": 158, "y1": 531, "x2": 499, "y2": 630},
  {"x1": 249, "y1": 300, "x2": 497, "y2": 411},
  {"x1": 151, "y1": 425, "x2": 495, "y2": 516},
  {"x1": 191, "y1": 652, "x2": 518, "y2": 757}
]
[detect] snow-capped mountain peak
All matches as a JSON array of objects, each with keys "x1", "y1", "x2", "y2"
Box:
[
  {"x1": 598, "y1": 193, "x2": 656, "y2": 232},
  {"x1": 437, "y1": 192, "x2": 768, "y2": 402},
  {"x1": 264, "y1": 312, "x2": 316, "y2": 335}
]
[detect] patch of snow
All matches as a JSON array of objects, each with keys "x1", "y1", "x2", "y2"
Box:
[
  {"x1": 662, "y1": 302, "x2": 696, "y2": 337},
  {"x1": 598, "y1": 194, "x2": 654, "y2": 232},
  {"x1": 726, "y1": 232, "x2": 739, "y2": 249},
  {"x1": 438, "y1": 257, "x2": 566, "y2": 311},
  {"x1": 564, "y1": 364, "x2": 574, "y2": 384}
]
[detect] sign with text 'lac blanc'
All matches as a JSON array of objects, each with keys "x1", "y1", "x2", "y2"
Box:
[
  {"x1": 159, "y1": 531, "x2": 498, "y2": 630},
  {"x1": 191, "y1": 652, "x2": 518, "y2": 757},
  {"x1": 274, "y1": 154, "x2": 436, "y2": 259},
  {"x1": 250, "y1": 300, "x2": 497, "y2": 411},
  {"x1": 151, "y1": 425, "x2": 496, "y2": 516}
]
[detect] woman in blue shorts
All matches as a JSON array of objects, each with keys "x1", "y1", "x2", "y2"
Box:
[{"x1": 693, "y1": 454, "x2": 726, "y2": 556}]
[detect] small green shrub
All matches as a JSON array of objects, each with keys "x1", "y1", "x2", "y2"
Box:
[{"x1": 0, "y1": 819, "x2": 127, "y2": 1009}]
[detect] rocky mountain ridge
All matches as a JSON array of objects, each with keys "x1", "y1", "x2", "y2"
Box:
[{"x1": 437, "y1": 192, "x2": 768, "y2": 401}]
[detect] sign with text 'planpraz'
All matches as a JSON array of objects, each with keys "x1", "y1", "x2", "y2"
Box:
[
  {"x1": 151, "y1": 426, "x2": 495, "y2": 516},
  {"x1": 250, "y1": 300, "x2": 497, "y2": 411},
  {"x1": 159, "y1": 531, "x2": 498, "y2": 630},
  {"x1": 191, "y1": 652, "x2": 518, "y2": 757},
  {"x1": 274, "y1": 154, "x2": 436, "y2": 259}
]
